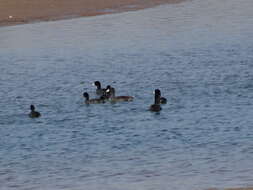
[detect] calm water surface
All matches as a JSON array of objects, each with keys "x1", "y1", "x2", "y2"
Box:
[{"x1": 0, "y1": 0, "x2": 253, "y2": 189}]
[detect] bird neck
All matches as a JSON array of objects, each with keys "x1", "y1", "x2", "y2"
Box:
[
  {"x1": 154, "y1": 94, "x2": 160, "y2": 104},
  {"x1": 97, "y1": 84, "x2": 101, "y2": 89}
]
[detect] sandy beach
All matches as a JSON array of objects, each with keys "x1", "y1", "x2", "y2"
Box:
[{"x1": 0, "y1": 0, "x2": 183, "y2": 27}]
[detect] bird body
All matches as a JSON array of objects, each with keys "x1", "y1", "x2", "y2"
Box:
[
  {"x1": 149, "y1": 89, "x2": 162, "y2": 112},
  {"x1": 94, "y1": 81, "x2": 106, "y2": 96},
  {"x1": 83, "y1": 92, "x2": 105, "y2": 104},
  {"x1": 107, "y1": 88, "x2": 134, "y2": 102},
  {"x1": 149, "y1": 104, "x2": 162, "y2": 112},
  {"x1": 160, "y1": 97, "x2": 167, "y2": 104},
  {"x1": 29, "y1": 105, "x2": 41, "y2": 118}
]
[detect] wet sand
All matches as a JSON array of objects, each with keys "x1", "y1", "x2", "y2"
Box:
[{"x1": 0, "y1": 0, "x2": 183, "y2": 27}]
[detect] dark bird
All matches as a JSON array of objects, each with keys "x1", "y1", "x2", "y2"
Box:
[
  {"x1": 106, "y1": 87, "x2": 134, "y2": 102},
  {"x1": 93, "y1": 81, "x2": 106, "y2": 96},
  {"x1": 155, "y1": 89, "x2": 167, "y2": 104},
  {"x1": 83, "y1": 92, "x2": 105, "y2": 104},
  {"x1": 29, "y1": 105, "x2": 41, "y2": 118},
  {"x1": 160, "y1": 97, "x2": 167, "y2": 104},
  {"x1": 149, "y1": 89, "x2": 162, "y2": 112},
  {"x1": 103, "y1": 85, "x2": 113, "y2": 99}
]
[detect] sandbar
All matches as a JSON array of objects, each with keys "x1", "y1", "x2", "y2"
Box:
[{"x1": 0, "y1": 0, "x2": 183, "y2": 27}]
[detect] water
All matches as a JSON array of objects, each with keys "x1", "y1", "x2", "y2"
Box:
[{"x1": 0, "y1": 0, "x2": 253, "y2": 189}]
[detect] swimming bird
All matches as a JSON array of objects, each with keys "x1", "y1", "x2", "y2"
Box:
[
  {"x1": 29, "y1": 105, "x2": 41, "y2": 118},
  {"x1": 160, "y1": 97, "x2": 167, "y2": 104},
  {"x1": 149, "y1": 89, "x2": 162, "y2": 112},
  {"x1": 106, "y1": 87, "x2": 134, "y2": 102},
  {"x1": 156, "y1": 89, "x2": 167, "y2": 104},
  {"x1": 93, "y1": 81, "x2": 106, "y2": 96},
  {"x1": 103, "y1": 85, "x2": 113, "y2": 99},
  {"x1": 83, "y1": 92, "x2": 105, "y2": 104},
  {"x1": 96, "y1": 85, "x2": 113, "y2": 100}
]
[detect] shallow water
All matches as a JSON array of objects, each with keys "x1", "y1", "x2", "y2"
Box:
[{"x1": 0, "y1": 0, "x2": 253, "y2": 189}]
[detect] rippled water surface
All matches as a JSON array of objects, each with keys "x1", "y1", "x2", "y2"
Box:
[{"x1": 1, "y1": 0, "x2": 253, "y2": 189}]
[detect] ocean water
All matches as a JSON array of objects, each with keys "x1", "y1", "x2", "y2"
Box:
[{"x1": 0, "y1": 0, "x2": 253, "y2": 189}]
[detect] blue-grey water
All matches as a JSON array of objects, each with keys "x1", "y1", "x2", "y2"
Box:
[{"x1": 0, "y1": 0, "x2": 253, "y2": 189}]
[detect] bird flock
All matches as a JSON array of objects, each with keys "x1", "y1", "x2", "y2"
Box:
[{"x1": 29, "y1": 81, "x2": 167, "y2": 118}]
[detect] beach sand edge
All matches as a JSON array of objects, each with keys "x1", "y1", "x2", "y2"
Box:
[{"x1": 0, "y1": 0, "x2": 183, "y2": 27}]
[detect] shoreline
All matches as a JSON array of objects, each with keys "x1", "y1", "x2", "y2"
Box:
[
  {"x1": 1, "y1": 1, "x2": 253, "y2": 190},
  {"x1": 0, "y1": 0, "x2": 183, "y2": 27}
]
